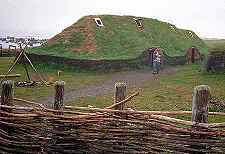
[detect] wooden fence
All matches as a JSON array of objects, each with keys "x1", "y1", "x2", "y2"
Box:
[
  {"x1": 0, "y1": 80, "x2": 225, "y2": 153},
  {"x1": 0, "y1": 48, "x2": 18, "y2": 57}
]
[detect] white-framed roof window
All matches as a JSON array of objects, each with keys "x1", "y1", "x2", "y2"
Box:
[
  {"x1": 170, "y1": 25, "x2": 176, "y2": 32},
  {"x1": 188, "y1": 31, "x2": 194, "y2": 37},
  {"x1": 133, "y1": 18, "x2": 143, "y2": 28},
  {"x1": 94, "y1": 18, "x2": 104, "y2": 27}
]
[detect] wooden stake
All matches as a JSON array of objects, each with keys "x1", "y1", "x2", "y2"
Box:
[
  {"x1": 0, "y1": 44, "x2": 2, "y2": 57},
  {"x1": 1, "y1": 80, "x2": 14, "y2": 112},
  {"x1": 191, "y1": 85, "x2": 210, "y2": 152},
  {"x1": 192, "y1": 85, "x2": 210, "y2": 123},
  {"x1": 22, "y1": 55, "x2": 31, "y2": 81},
  {"x1": 54, "y1": 81, "x2": 65, "y2": 114},
  {"x1": 114, "y1": 82, "x2": 126, "y2": 110}
]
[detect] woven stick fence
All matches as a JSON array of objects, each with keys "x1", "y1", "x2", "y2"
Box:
[{"x1": 0, "y1": 81, "x2": 225, "y2": 153}]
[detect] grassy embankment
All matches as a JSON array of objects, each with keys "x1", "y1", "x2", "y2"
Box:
[{"x1": 29, "y1": 15, "x2": 207, "y2": 59}]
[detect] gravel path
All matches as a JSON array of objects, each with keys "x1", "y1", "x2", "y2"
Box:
[{"x1": 39, "y1": 67, "x2": 177, "y2": 106}]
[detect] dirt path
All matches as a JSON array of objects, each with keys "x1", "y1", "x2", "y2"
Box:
[{"x1": 39, "y1": 67, "x2": 177, "y2": 106}]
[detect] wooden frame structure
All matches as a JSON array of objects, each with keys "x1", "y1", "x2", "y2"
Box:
[{"x1": 0, "y1": 43, "x2": 47, "y2": 86}]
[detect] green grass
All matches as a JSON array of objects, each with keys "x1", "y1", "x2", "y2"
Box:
[
  {"x1": 204, "y1": 39, "x2": 225, "y2": 51},
  {"x1": 68, "y1": 64, "x2": 225, "y2": 122},
  {"x1": 29, "y1": 15, "x2": 208, "y2": 60},
  {"x1": 29, "y1": 32, "x2": 86, "y2": 58},
  {"x1": 1, "y1": 57, "x2": 224, "y2": 122},
  {"x1": 0, "y1": 57, "x2": 113, "y2": 101}
]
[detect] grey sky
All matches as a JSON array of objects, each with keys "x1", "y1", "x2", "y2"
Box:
[{"x1": 1, "y1": 0, "x2": 225, "y2": 39}]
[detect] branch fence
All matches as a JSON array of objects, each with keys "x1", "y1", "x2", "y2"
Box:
[{"x1": 0, "y1": 80, "x2": 225, "y2": 153}]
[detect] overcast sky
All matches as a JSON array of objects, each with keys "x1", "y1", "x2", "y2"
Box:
[{"x1": 1, "y1": 0, "x2": 225, "y2": 39}]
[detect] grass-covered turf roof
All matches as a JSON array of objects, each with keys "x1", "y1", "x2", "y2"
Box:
[{"x1": 29, "y1": 15, "x2": 208, "y2": 60}]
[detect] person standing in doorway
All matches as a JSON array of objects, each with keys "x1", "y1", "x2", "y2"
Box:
[{"x1": 153, "y1": 48, "x2": 161, "y2": 74}]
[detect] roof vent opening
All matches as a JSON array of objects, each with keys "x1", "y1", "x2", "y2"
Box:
[
  {"x1": 188, "y1": 31, "x2": 194, "y2": 37},
  {"x1": 94, "y1": 18, "x2": 104, "y2": 27},
  {"x1": 170, "y1": 25, "x2": 176, "y2": 32},
  {"x1": 133, "y1": 18, "x2": 144, "y2": 30}
]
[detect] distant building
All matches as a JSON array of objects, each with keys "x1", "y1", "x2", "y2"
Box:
[
  {"x1": 2, "y1": 38, "x2": 6, "y2": 41},
  {"x1": 6, "y1": 36, "x2": 15, "y2": 43}
]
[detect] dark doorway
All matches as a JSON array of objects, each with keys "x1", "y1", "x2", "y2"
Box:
[
  {"x1": 148, "y1": 48, "x2": 164, "y2": 67},
  {"x1": 191, "y1": 47, "x2": 195, "y2": 63},
  {"x1": 186, "y1": 47, "x2": 201, "y2": 64},
  {"x1": 148, "y1": 48, "x2": 156, "y2": 66}
]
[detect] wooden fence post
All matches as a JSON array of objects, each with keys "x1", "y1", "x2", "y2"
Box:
[
  {"x1": 192, "y1": 85, "x2": 210, "y2": 123},
  {"x1": 114, "y1": 82, "x2": 126, "y2": 110},
  {"x1": 54, "y1": 81, "x2": 65, "y2": 114},
  {"x1": 1, "y1": 80, "x2": 14, "y2": 111},
  {"x1": 191, "y1": 85, "x2": 210, "y2": 153},
  {"x1": 53, "y1": 81, "x2": 65, "y2": 145},
  {"x1": 0, "y1": 44, "x2": 2, "y2": 57}
]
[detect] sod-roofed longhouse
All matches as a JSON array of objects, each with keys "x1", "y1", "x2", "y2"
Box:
[
  {"x1": 28, "y1": 15, "x2": 208, "y2": 68},
  {"x1": 206, "y1": 50, "x2": 225, "y2": 72}
]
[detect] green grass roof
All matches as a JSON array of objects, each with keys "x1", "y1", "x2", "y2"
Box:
[{"x1": 29, "y1": 15, "x2": 208, "y2": 60}]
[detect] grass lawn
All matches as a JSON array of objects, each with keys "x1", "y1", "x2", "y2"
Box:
[
  {"x1": 204, "y1": 39, "x2": 225, "y2": 51},
  {"x1": 68, "y1": 64, "x2": 225, "y2": 123},
  {"x1": 0, "y1": 57, "x2": 113, "y2": 101},
  {"x1": 69, "y1": 64, "x2": 225, "y2": 109},
  {"x1": 1, "y1": 57, "x2": 224, "y2": 122}
]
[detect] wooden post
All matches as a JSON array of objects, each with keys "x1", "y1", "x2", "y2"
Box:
[
  {"x1": 114, "y1": 82, "x2": 126, "y2": 110},
  {"x1": 191, "y1": 85, "x2": 210, "y2": 153},
  {"x1": 57, "y1": 70, "x2": 63, "y2": 78},
  {"x1": 54, "y1": 81, "x2": 65, "y2": 114},
  {"x1": 1, "y1": 80, "x2": 14, "y2": 111},
  {"x1": 192, "y1": 85, "x2": 210, "y2": 123},
  {"x1": 53, "y1": 81, "x2": 65, "y2": 138},
  {"x1": 8, "y1": 45, "x2": 10, "y2": 56},
  {"x1": 22, "y1": 56, "x2": 31, "y2": 81},
  {"x1": 0, "y1": 44, "x2": 2, "y2": 57}
]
